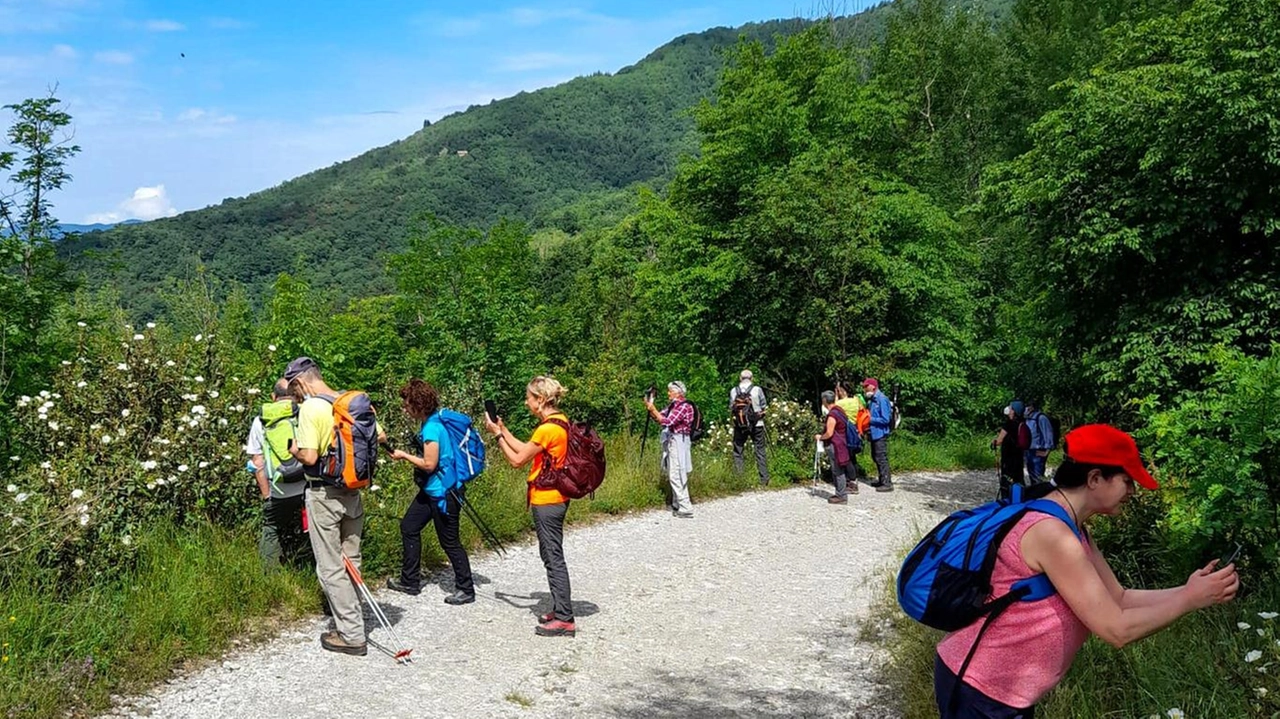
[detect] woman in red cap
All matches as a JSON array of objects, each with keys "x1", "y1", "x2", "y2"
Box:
[{"x1": 934, "y1": 424, "x2": 1239, "y2": 718}]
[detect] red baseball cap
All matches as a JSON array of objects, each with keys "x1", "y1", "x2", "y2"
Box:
[
  {"x1": 862, "y1": 378, "x2": 879, "y2": 391},
  {"x1": 1064, "y1": 424, "x2": 1157, "y2": 489}
]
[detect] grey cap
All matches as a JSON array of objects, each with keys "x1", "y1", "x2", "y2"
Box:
[{"x1": 283, "y1": 356, "x2": 317, "y2": 381}]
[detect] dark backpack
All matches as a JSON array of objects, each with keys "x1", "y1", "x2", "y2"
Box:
[
  {"x1": 688, "y1": 402, "x2": 708, "y2": 443},
  {"x1": 731, "y1": 385, "x2": 759, "y2": 430},
  {"x1": 829, "y1": 406, "x2": 862, "y2": 454},
  {"x1": 1047, "y1": 414, "x2": 1063, "y2": 450},
  {"x1": 536, "y1": 417, "x2": 606, "y2": 499},
  {"x1": 896, "y1": 485, "x2": 1080, "y2": 682},
  {"x1": 1016, "y1": 421, "x2": 1032, "y2": 451}
]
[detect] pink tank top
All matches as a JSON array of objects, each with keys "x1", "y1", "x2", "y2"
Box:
[{"x1": 936, "y1": 513, "x2": 1091, "y2": 708}]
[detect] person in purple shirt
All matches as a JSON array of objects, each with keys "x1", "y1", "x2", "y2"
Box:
[{"x1": 645, "y1": 381, "x2": 695, "y2": 518}]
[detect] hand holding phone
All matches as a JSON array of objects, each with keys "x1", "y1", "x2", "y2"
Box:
[
  {"x1": 1218, "y1": 542, "x2": 1242, "y2": 569},
  {"x1": 484, "y1": 399, "x2": 498, "y2": 422}
]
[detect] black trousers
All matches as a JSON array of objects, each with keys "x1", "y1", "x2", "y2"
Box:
[
  {"x1": 871, "y1": 437, "x2": 892, "y2": 486},
  {"x1": 934, "y1": 654, "x2": 1035, "y2": 718},
  {"x1": 399, "y1": 488, "x2": 474, "y2": 594},
  {"x1": 532, "y1": 501, "x2": 573, "y2": 622}
]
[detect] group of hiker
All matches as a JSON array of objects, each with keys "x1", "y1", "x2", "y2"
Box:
[
  {"x1": 244, "y1": 358, "x2": 587, "y2": 656},
  {"x1": 990, "y1": 399, "x2": 1057, "y2": 499}
]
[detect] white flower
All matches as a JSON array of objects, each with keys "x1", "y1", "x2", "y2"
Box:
[
  {"x1": 57, "y1": 441, "x2": 64, "y2": 448},
  {"x1": 71, "y1": 489, "x2": 84, "y2": 500},
  {"x1": 116, "y1": 363, "x2": 129, "y2": 371},
  {"x1": 268, "y1": 344, "x2": 277, "y2": 351},
  {"x1": 166, "y1": 475, "x2": 176, "y2": 483},
  {"x1": 121, "y1": 535, "x2": 132, "y2": 546},
  {"x1": 140, "y1": 460, "x2": 157, "y2": 471},
  {"x1": 61, "y1": 360, "x2": 71, "y2": 366},
  {"x1": 76, "y1": 381, "x2": 87, "y2": 388},
  {"x1": 194, "y1": 334, "x2": 203, "y2": 341},
  {"x1": 1259, "y1": 628, "x2": 1266, "y2": 636},
  {"x1": 1240, "y1": 622, "x2": 1252, "y2": 630},
  {"x1": 245, "y1": 388, "x2": 260, "y2": 395},
  {"x1": 155, "y1": 477, "x2": 166, "y2": 486},
  {"x1": 79, "y1": 514, "x2": 89, "y2": 526},
  {"x1": 39, "y1": 390, "x2": 50, "y2": 399},
  {"x1": 1260, "y1": 612, "x2": 1278, "y2": 620},
  {"x1": 90, "y1": 423, "x2": 101, "y2": 431},
  {"x1": 121, "y1": 408, "x2": 130, "y2": 418},
  {"x1": 6, "y1": 484, "x2": 16, "y2": 492},
  {"x1": 177, "y1": 464, "x2": 189, "y2": 472},
  {"x1": 15, "y1": 493, "x2": 28, "y2": 503},
  {"x1": 218, "y1": 418, "x2": 228, "y2": 427},
  {"x1": 1246, "y1": 650, "x2": 1263, "y2": 663},
  {"x1": 132, "y1": 334, "x2": 144, "y2": 341},
  {"x1": 1257, "y1": 687, "x2": 1269, "y2": 697},
  {"x1": 101, "y1": 434, "x2": 113, "y2": 444},
  {"x1": 40, "y1": 461, "x2": 51, "y2": 469},
  {"x1": 208, "y1": 390, "x2": 219, "y2": 399},
  {"x1": 194, "y1": 376, "x2": 205, "y2": 383},
  {"x1": 48, "y1": 421, "x2": 59, "y2": 431},
  {"x1": 198, "y1": 461, "x2": 209, "y2": 469},
  {"x1": 181, "y1": 394, "x2": 198, "y2": 402},
  {"x1": 77, "y1": 321, "x2": 86, "y2": 328},
  {"x1": 165, "y1": 360, "x2": 176, "y2": 367},
  {"x1": 1166, "y1": 710, "x2": 1186, "y2": 719},
  {"x1": 191, "y1": 405, "x2": 207, "y2": 415},
  {"x1": 146, "y1": 322, "x2": 156, "y2": 329}
]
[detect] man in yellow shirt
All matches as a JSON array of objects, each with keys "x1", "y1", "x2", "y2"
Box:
[{"x1": 285, "y1": 356, "x2": 383, "y2": 657}]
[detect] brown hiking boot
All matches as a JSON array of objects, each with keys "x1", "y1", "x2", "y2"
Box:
[
  {"x1": 828, "y1": 495, "x2": 848, "y2": 504},
  {"x1": 320, "y1": 630, "x2": 367, "y2": 656}
]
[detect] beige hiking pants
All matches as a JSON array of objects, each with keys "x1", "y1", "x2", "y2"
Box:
[{"x1": 305, "y1": 485, "x2": 365, "y2": 644}]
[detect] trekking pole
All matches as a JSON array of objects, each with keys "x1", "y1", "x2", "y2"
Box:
[
  {"x1": 451, "y1": 488, "x2": 508, "y2": 557},
  {"x1": 639, "y1": 385, "x2": 656, "y2": 459},
  {"x1": 812, "y1": 438, "x2": 822, "y2": 496},
  {"x1": 341, "y1": 554, "x2": 413, "y2": 664}
]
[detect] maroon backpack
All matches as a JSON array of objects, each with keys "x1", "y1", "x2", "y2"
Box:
[{"x1": 535, "y1": 417, "x2": 606, "y2": 499}]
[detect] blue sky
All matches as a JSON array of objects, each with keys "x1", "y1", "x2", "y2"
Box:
[{"x1": 0, "y1": 0, "x2": 875, "y2": 224}]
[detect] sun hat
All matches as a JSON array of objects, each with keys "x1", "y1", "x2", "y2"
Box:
[{"x1": 1064, "y1": 424, "x2": 1157, "y2": 489}]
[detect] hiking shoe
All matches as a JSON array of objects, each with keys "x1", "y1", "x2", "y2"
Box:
[
  {"x1": 444, "y1": 590, "x2": 475, "y2": 605},
  {"x1": 876, "y1": 483, "x2": 894, "y2": 492},
  {"x1": 320, "y1": 631, "x2": 367, "y2": 656},
  {"x1": 828, "y1": 496, "x2": 848, "y2": 504},
  {"x1": 674, "y1": 511, "x2": 694, "y2": 519},
  {"x1": 386, "y1": 578, "x2": 421, "y2": 596},
  {"x1": 538, "y1": 612, "x2": 555, "y2": 623},
  {"x1": 535, "y1": 619, "x2": 577, "y2": 637}
]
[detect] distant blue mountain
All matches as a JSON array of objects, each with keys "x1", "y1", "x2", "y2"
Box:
[{"x1": 58, "y1": 219, "x2": 144, "y2": 234}]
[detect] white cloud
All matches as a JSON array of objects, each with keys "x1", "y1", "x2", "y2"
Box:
[
  {"x1": 177, "y1": 107, "x2": 237, "y2": 125},
  {"x1": 144, "y1": 19, "x2": 185, "y2": 32},
  {"x1": 85, "y1": 185, "x2": 179, "y2": 224},
  {"x1": 93, "y1": 50, "x2": 134, "y2": 65},
  {"x1": 52, "y1": 44, "x2": 77, "y2": 59}
]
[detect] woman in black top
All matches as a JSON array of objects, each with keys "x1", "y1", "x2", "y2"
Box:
[{"x1": 993, "y1": 401, "x2": 1027, "y2": 499}]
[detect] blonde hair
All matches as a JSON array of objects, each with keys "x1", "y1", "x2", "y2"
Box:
[{"x1": 526, "y1": 375, "x2": 566, "y2": 409}]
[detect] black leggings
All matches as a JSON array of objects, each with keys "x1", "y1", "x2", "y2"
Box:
[
  {"x1": 934, "y1": 654, "x2": 1035, "y2": 719},
  {"x1": 399, "y1": 489, "x2": 474, "y2": 594}
]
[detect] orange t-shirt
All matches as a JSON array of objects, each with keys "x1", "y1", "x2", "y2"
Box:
[{"x1": 528, "y1": 413, "x2": 569, "y2": 505}]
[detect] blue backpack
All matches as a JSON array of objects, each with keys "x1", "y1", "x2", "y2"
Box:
[
  {"x1": 425, "y1": 409, "x2": 486, "y2": 495},
  {"x1": 828, "y1": 406, "x2": 863, "y2": 453}
]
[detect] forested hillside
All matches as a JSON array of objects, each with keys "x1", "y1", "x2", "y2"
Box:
[{"x1": 58, "y1": 19, "x2": 828, "y2": 314}]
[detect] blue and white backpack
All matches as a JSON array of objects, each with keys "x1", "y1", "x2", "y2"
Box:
[{"x1": 419, "y1": 409, "x2": 486, "y2": 506}]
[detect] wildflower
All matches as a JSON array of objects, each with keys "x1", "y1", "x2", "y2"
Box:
[
  {"x1": 121, "y1": 535, "x2": 132, "y2": 546},
  {"x1": 90, "y1": 423, "x2": 101, "y2": 431},
  {"x1": 1259, "y1": 629, "x2": 1265, "y2": 637},
  {"x1": 71, "y1": 489, "x2": 84, "y2": 500},
  {"x1": 165, "y1": 360, "x2": 176, "y2": 367},
  {"x1": 61, "y1": 360, "x2": 71, "y2": 366},
  {"x1": 15, "y1": 493, "x2": 28, "y2": 503},
  {"x1": 198, "y1": 461, "x2": 209, "y2": 469},
  {"x1": 194, "y1": 376, "x2": 205, "y2": 383},
  {"x1": 155, "y1": 477, "x2": 166, "y2": 486},
  {"x1": 268, "y1": 344, "x2": 277, "y2": 351},
  {"x1": 146, "y1": 482, "x2": 156, "y2": 490},
  {"x1": 1257, "y1": 687, "x2": 1269, "y2": 697},
  {"x1": 48, "y1": 421, "x2": 58, "y2": 431},
  {"x1": 122, "y1": 408, "x2": 132, "y2": 418},
  {"x1": 246, "y1": 388, "x2": 260, "y2": 395},
  {"x1": 146, "y1": 322, "x2": 156, "y2": 329},
  {"x1": 181, "y1": 394, "x2": 198, "y2": 402},
  {"x1": 370, "y1": 485, "x2": 381, "y2": 492},
  {"x1": 76, "y1": 381, "x2": 87, "y2": 388},
  {"x1": 191, "y1": 405, "x2": 207, "y2": 415},
  {"x1": 77, "y1": 321, "x2": 86, "y2": 328},
  {"x1": 101, "y1": 435, "x2": 112, "y2": 444},
  {"x1": 116, "y1": 363, "x2": 128, "y2": 371},
  {"x1": 57, "y1": 441, "x2": 64, "y2": 448},
  {"x1": 177, "y1": 464, "x2": 189, "y2": 472},
  {"x1": 1240, "y1": 622, "x2": 1252, "y2": 630},
  {"x1": 132, "y1": 334, "x2": 144, "y2": 341},
  {"x1": 218, "y1": 418, "x2": 228, "y2": 427},
  {"x1": 75, "y1": 557, "x2": 85, "y2": 566},
  {"x1": 39, "y1": 390, "x2": 50, "y2": 399},
  {"x1": 6, "y1": 484, "x2": 15, "y2": 493},
  {"x1": 140, "y1": 460, "x2": 157, "y2": 471},
  {"x1": 1166, "y1": 710, "x2": 1186, "y2": 719},
  {"x1": 1246, "y1": 650, "x2": 1263, "y2": 663},
  {"x1": 1260, "y1": 612, "x2": 1278, "y2": 620},
  {"x1": 208, "y1": 390, "x2": 219, "y2": 399},
  {"x1": 40, "y1": 461, "x2": 51, "y2": 469}
]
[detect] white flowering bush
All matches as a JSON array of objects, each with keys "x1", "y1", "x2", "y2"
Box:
[{"x1": 0, "y1": 323, "x2": 269, "y2": 579}]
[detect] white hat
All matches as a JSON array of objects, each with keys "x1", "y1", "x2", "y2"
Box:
[{"x1": 740, "y1": 369, "x2": 753, "y2": 380}]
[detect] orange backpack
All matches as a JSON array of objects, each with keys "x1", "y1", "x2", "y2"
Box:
[{"x1": 315, "y1": 391, "x2": 379, "y2": 489}]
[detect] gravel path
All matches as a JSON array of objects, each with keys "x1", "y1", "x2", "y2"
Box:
[{"x1": 104, "y1": 470, "x2": 994, "y2": 719}]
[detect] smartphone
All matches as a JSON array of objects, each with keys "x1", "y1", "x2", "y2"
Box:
[
  {"x1": 382, "y1": 438, "x2": 396, "y2": 454},
  {"x1": 484, "y1": 399, "x2": 498, "y2": 422},
  {"x1": 1218, "y1": 543, "x2": 1243, "y2": 568}
]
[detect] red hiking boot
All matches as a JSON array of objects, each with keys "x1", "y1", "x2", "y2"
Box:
[{"x1": 535, "y1": 619, "x2": 576, "y2": 637}]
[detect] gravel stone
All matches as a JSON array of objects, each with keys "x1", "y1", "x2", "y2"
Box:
[{"x1": 100, "y1": 470, "x2": 995, "y2": 718}]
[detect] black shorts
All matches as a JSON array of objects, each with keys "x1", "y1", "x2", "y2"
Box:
[{"x1": 934, "y1": 653, "x2": 1036, "y2": 719}]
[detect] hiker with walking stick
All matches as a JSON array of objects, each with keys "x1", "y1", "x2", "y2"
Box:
[{"x1": 385, "y1": 378, "x2": 475, "y2": 606}]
